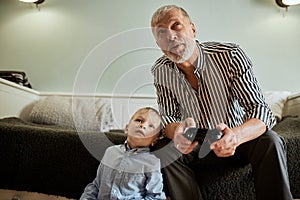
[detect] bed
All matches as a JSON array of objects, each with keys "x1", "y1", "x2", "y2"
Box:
[
  {"x1": 0, "y1": 113, "x2": 299, "y2": 199},
  {"x1": 0, "y1": 79, "x2": 299, "y2": 199},
  {"x1": 0, "y1": 117, "x2": 126, "y2": 199}
]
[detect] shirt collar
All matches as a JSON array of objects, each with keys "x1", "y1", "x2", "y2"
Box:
[
  {"x1": 195, "y1": 40, "x2": 204, "y2": 71},
  {"x1": 124, "y1": 141, "x2": 150, "y2": 153}
]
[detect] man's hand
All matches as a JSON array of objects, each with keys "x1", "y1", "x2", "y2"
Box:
[
  {"x1": 210, "y1": 123, "x2": 239, "y2": 157},
  {"x1": 173, "y1": 118, "x2": 198, "y2": 154}
]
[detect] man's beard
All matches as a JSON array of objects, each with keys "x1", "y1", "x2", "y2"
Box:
[{"x1": 165, "y1": 38, "x2": 196, "y2": 63}]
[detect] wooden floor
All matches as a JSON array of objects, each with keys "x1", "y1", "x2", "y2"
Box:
[
  {"x1": 0, "y1": 189, "x2": 75, "y2": 200},
  {"x1": 0, "y1": 189, "x2": 299, "y2": 200}
]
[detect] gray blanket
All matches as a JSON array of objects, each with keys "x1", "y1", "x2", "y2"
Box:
[
  {"x1": 0, "y1": 117, "x2": 126, "y2": 199},
  {"x1": 0, "y1": 116, "x2": 299, "y2": 199}
]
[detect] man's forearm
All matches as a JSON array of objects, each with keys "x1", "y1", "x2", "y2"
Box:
[{"x1": 232, "y1": 118, "x2": 266, "y2": 145}]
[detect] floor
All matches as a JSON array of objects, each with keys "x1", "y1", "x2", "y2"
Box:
[
  {"x1": 0, "y1": 189, "x2": 299, "y2": 200},
  {"x1": 0, "y1": 189, "x2": 75, "y2": 200}
]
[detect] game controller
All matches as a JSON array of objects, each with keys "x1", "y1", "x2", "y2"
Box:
[{"x1": 183, "y1": 127, "x2": 223, "y2": 158}]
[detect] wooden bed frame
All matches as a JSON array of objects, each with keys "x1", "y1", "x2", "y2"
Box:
[
  {"x1": 0, "y1": 78, "x2": 157, "y2": 129},
  {"x1": 1, "y1": 78, "x2": 300, "y2": 199}
]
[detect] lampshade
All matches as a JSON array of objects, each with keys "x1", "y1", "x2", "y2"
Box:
[
  {"x1": 19, "y1": 0, "x2": 45, "y2": 10},
  {"x1": 276, "y1": 0, "x2": 300, "y2": 7},
  {"x1": 19, "y1": 0, "x2": 39, "y2": 2},
  {"x1": 19, "y1": 0, "x2": 45, "y2": 4},
  {"x1": 282, "y1": 0, "x2": 300, "y2": 5}
]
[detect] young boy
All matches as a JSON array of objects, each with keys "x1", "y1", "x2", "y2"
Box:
[{"x1": 80, "y1": 107, "x2": 166, "y2": 200}]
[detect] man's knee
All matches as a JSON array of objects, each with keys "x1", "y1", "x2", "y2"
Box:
[
  {"x1": 251, "y1": 129, "x2": 287, "y2": 165},
  {"x1": 261, "y1": 130, "x2": 286, "y2": 150}
]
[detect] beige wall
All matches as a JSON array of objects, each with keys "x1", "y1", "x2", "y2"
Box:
[{"x1": 0, "y1": 0, "x2": 299, "y2": 94}]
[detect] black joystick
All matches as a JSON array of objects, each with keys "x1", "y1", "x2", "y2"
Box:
[{"x1": 183, "y1": 128, "x2": 223, "y2": 158}]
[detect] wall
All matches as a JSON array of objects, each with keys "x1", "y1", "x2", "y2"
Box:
[{"x1": 0, "y1": 0, "x2": 299, "y2": 95}]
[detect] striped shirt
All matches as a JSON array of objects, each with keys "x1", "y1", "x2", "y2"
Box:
[{"x1": 151, "y1": 41, "x2": 276, "y2": 129}]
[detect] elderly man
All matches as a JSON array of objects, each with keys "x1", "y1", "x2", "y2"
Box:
[{"x1": 150, "y1": 4, "x2": 293, "y2": 200}]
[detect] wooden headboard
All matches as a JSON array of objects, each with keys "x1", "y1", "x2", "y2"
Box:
[
  {"x1": 283, "y1": 93, "x2": 300, "y2": 117},
  {"x1": 0, "y1": 78, "x2": 157, "y2": 129},
  {"x1": 0, "y1": 78, "x2": 39, "y2": 120},
  {"x1": 2, "y1": 77, "x2": 298, "y2": 128}
]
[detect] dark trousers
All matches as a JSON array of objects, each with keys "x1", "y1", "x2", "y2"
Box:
[{"x1": 153, "y1": 130, "x2": 293, "y2": 200}]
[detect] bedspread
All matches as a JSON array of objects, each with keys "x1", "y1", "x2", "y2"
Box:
[
  {"x1": 0, "y1": 117, "x2": 125, "y2": 199},
  {"x1": 0, "y1": 116, "x2": 299, "y2": 199}
]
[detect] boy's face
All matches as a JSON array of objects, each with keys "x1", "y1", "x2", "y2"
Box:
[{"x1": 125, "y1": 109, "x2": 161, "y2": 149}]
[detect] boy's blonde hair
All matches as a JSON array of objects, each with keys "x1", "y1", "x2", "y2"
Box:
[{"x1": 131, "y1": 107, "x2": 163, "y2": 135}]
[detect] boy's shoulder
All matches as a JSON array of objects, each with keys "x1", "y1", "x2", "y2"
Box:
[{"x1": 105, "y1": 144, "x2": 123, "y2": 152}]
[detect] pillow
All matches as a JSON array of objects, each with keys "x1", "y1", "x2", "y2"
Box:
[
  {"x1": 29, "y1": 96, "x2": 114, "y2": 132},
  {"x1": 263, "y1": 91, "x2": 291, "y2": 122}
]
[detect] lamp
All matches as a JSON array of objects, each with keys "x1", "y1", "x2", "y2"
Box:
[
  {"x1": 19, "y1": 0, "x2": 45, "y2": 10},
  {"x1": 276, "y1": 0, "x2": 300, "y2": 7}
]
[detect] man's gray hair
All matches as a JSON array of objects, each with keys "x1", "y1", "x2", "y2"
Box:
[{"x1": 151, "y1": 5, "x2": 191, "y2": 27}]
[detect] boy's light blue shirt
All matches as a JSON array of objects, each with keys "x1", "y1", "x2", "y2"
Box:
[{"x1": 80, "y1": 142, "x2": 166, "y2": 200}]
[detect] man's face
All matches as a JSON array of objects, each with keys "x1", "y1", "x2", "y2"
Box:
[{"x1": 152, "y1": 8, "x2": 196, "y2": 63}]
